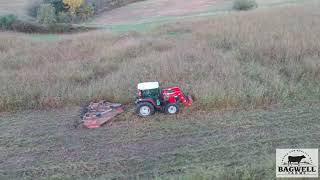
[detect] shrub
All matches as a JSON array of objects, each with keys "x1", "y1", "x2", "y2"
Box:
[
  {"x1": 37, "y1": 4, "x2": 57, "y2": 24},
  {"x1": 63, "y1": 0, "x2": 84, "y2": 14},
  {"x1": 44, "y1": 0, "x2": 68, "y2": 13},
  {"x1": 57, "y1": 11, "x2": 72, "y2": 23},
  {"x1": 233, "y1": 0, "x2": 258, "y2": 11},
  {"x1": 0, "y1": 14, "x2": 17, "y2": 30},
  {"x1": 76, "y1": 4, "x2": 95, "y2": 21},
  {"x1": 11, "y1": 20, "x2": 48, "y2": 33},
  {"x1": 29, "y1": 0, "x2": 66, "y2": 18},
  {"x1": 10, "y1": 20, "x2": 92, "y2": 33},
  {"x1": 48, "y1": 23, "x2": 73, "y2": 33},
  {"x1": 31, "y1": 0, "x2": 94, "y2": 23},
  {"x1": 0, "y1": 13, "x2": 92, "y2": 33}
]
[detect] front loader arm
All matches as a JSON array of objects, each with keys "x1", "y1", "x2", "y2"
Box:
[{"x1": 162, "y1": 87, "x2": 193, "y2": 106}]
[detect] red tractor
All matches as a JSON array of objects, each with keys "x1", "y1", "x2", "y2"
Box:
[{"x1": 135, "y1": 82, "x2": 193, "y2": 117}]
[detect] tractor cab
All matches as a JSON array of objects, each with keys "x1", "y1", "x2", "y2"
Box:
[{"x1": 137, "y1": 82, "x2": 161, "y2": 106}]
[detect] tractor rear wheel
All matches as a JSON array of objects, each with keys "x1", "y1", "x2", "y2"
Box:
[
  {"x1": 136, "y1": 102, "x2": 155, "y2": 117},
  {"x1": 165, "y1": 103, "x2": 179, "y2": 115}
]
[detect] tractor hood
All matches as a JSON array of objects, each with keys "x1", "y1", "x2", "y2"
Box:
[{"x1": 137, "y1": 82, "x2": 159, "y2": 90}]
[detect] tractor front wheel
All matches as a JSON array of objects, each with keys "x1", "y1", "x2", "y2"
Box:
[
  {"x1": 165, "y1": 103, "x2": 179, "y2": 115},
  {"x1": 136, "y1": 102, "x2": 155, "y2": 117}
]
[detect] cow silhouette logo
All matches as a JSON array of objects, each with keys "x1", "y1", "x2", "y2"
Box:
[
  {"x1": 288, "y1": 155, "x2": 306, "y2": 165},
  {"x1": 276, "y1": 149, "x2": 318, "y2": 178}
]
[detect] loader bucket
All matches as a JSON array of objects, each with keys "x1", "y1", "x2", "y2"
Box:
[{"x1": 185, "y1": 95, "x2": 193, "y2": 106}]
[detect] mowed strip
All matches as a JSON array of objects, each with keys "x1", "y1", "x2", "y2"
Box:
[{"x1": 0, "y1": 104, "x2": 319, "y2": 179}]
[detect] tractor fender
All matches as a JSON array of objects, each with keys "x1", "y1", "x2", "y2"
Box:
[{"x1": 135, "y1": 98, "x2": 157, "y2": 107}]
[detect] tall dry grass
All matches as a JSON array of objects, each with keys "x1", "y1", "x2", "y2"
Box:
[{"x1": 1, "y1": 4, "x2": 320, "y2": 111}]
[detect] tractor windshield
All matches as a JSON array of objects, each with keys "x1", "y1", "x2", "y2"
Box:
[{"x1": 141, "y1": 88, "x2": 160, "y2": 99}]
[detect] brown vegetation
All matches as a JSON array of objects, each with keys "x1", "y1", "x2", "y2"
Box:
[{"x1": 1, "y1": 4, "x2": 320, "y2": 111}]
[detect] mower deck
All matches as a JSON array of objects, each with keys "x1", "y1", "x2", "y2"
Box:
[{"x1": 82, "y1": 101, "x2": 124, "y2": 129}]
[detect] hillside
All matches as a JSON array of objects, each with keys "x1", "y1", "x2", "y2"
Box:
[
  {"x1": 1, "y1": 3, "x2": 320, "y2": 111},
  {"x1": 1, "y1": 0, "x2": 320, "y2": 179},
  {"x1": 89, "y1": 0, "x2": 318, "y2": 31},
  {"x1": 0, "y1": 0, "x2": 144, "y2": 18}
]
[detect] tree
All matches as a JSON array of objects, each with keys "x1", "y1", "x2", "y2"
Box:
[
  {"x1": 0, "y1": 14, "x2": 17, "y2": 30},
  {"x1": 63, "y1": 0, "x2": 84, "y2": 14},
  {"x1": 77, "y1": 4, "x2": 94, "y2": 21},
  {"x1": 37, "y1": 4, "x2": 56, "y2": 24},
  {"x1": 44, "y1": 0, "x2": 68, "y2": 13},
  {"x1": 233, "y1": 0, "x2": 257, "y2": 11}
]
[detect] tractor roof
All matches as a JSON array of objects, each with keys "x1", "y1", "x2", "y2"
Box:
[{"x1": 138, "y1": 82, "x2": 159, "y2": 90}]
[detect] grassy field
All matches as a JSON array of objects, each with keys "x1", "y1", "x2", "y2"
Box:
[
  {"x1": 1, "y1": 3, "x2": 320, "y2": 111},
  {"x1": 1, "y1": 103, "x2": 320, "y2": 179},
  {"x1": 0, "y1": 0, "x2": 26, "y2": 15},
  {"x1": 87, "y1": 0, "x2": 318, "y2": 32},
  {"x1": 1, "y1": 0, "x2": 320, "y2": 179},
  {"x1": 0, "y1": 0, "x2": 316, "y2": 32}
]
